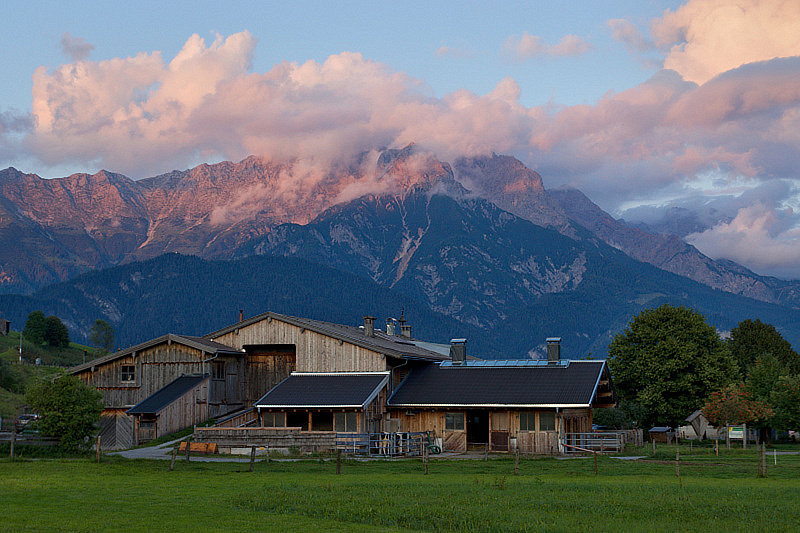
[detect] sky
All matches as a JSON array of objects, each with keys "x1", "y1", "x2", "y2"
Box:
[{"x1": 2, "y1": 0, "x2": 800, "y2": 279}]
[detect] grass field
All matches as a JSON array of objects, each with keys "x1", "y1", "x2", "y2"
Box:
[{"x1": 2, "y1": 445, "x2": 799, "y2": 532}]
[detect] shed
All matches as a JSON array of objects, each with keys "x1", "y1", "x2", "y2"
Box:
[
  {"x1": 0, "y1": 318, "x2": 10, "y2": 336},
  {"x1": 254, "y1": 372, "x2": 390, "y2": 434},
  {"x1": 649, "y1": 426, "x2": 675, "y2": 443},
  {"x1": 127, "y1": 374, "x2": 210, "y2": 445},
  {"x1": 685, "y1": 410, "x2": 709, "y2": 440}
]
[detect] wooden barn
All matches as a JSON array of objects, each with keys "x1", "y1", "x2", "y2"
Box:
[{"x1": 71, "y1": 334, "x2": 243, "y2": 449}]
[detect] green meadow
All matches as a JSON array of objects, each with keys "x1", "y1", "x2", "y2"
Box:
[{"x1": 2, "y1": 445, "x2": 799, "y2": 532}]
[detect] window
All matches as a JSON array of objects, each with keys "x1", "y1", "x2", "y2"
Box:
[
  {"x1": 520, "y1": 412, "x2": 535, "y2": 431},
  {"x1": 335, "y1": 412, "x2": 358, "y2": 433},
  {"x1": 212, "y1": 361, "x2": 225, "y2": 380},
  {"x1": 445, "y1": 412, "x2": 464, "y2": 431},
  {"x1": 262, "y1": 412, "x2": 285, "y2": 427},
  {"x1": 121, "y1": 365, "x2": 135, "y2": 383},
  {"x1": 539, "y1": 412, "x2": 556, "y2": 431},
  {"x1": 311, "y1": 411, "x2": 333, "y2": 431}
]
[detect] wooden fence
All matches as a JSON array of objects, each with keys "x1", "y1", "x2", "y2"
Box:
[
  {"x1": 561, "y1": 429, "x2": 643, "y2": 454},
  {"x1": 336, "y1": 432, "x2": 427, "y2": 457}
]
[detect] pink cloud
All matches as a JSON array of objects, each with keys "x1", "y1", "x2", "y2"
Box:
[
  {"x1": 503, "y1": 32, "x2": 592, "y2": 60},
  {"x1": 15, "y1": 28, "x2": 800, "y2": 278},
  {"x1": 651, "y1": 0, "x2": 800, "y2": 85}
]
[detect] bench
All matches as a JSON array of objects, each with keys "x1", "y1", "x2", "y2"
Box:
[{"x1": 178, "y1": 441, "x2": 218, "y2": 454}]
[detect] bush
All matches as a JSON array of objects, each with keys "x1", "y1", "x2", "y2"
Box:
[{"x1": 25, "y1": 375, "x2": 102, "y2": 451}]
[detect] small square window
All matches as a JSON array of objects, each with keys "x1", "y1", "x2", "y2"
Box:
[
  {"x1": 445, "y1": 412, "x2": 464, "y2": 431},
  {"x1": 539, "y1": 412, "x2": 556, "y2": 432},
  {"x1": 121, "y1": 365, "x2": 135, "y2": 383},
  {"x1": 262, "y1": 412, "x2": 285, "y2": 427},
  {"x1": 520, "y1": 412, "x2": 536, "y2": 431},
  {"x1": 335, "y1": 412, "x2": 358, "y2": 433}
]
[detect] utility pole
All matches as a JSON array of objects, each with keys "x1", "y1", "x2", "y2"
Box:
[{"x1": 18, "y1": 331, "x2": 22, "y2": 364}]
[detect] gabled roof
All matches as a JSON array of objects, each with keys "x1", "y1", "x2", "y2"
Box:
[
  {"x1": 70, "y1": 334, "x2": 241, "y2": 375},
  {"x1": 205, "y1": 311, "x2": 447, "y2": 362},
  {"x1": 387, "y1": 360, "x2": 610, "y2": 408},
  {"x1": 127, "y1": 374, "x2": 209, "y2": 415},
  {"x1": 255, "y1": 372, "x2": 390, "y2": 409}
]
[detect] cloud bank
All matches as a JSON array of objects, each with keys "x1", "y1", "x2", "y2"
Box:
[{"x1": 5, "y1": 0, "x2": 800, "y2": 278}]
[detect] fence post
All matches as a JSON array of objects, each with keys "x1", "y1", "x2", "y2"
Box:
[
  {"x1": 185, "y1": 440, "x2": 191, "y2": 463},
  {"x1": 485, "y1": 443, "x2": 488, "y2": 461},
  {"x1": 9, "y1": 430, "x2": 15, "y2": 460},
  {"x1": 675, "y1": 448, "x2": 680, "y2": 477},
  {"x1": 514, "y1": 449, "x2": 519, "y2": 476},
  {"x1": 336, "y1": 449, "x2": 341, "y2": 475},
  {"x1": 96, "y1": 435, "x2": 101, "y2": 463},
  {"x1": 249, "y1": 446, "x2": 256, "y2": 472},
  {"x1": 170, "y1": 446, "x2": 177, "y2": 471},
  {"x1": 594, "y1": 451, "x2": 598, "y2": 476}
]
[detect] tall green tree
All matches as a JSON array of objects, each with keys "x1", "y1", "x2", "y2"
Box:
[
  {"x1": 25, "y1": 375, "x2": 103, "y2": 451},
  {"x1": 22, "y1": 310, "x2": 46, "y2": 345},
  {"x1": 608, "y1": 304, "x2": 738, "y2": 427},
  {"x1": 728, "y1": 319, "x2": 800, "y2": 376},
  {"x1": 43, "y1": 315, "x2": 70, "y2": 348},
  {"x1": 89, "y1": 319, "x2": 114, "y2": 354},
  {"x1": 771, "y1": 375, "x2": 800, "y2": 431}
]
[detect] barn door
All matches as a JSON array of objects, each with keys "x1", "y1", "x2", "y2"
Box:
[{"x1": 490, "y1": 412, "x2": 509, "y2": 451}]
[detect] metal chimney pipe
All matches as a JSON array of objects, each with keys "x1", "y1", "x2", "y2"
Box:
[{"x1": 239, "y1": 309, "x2": 244, "y2": 323}]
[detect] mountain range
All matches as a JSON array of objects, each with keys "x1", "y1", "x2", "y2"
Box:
[{"x1": 2, "y1": 146, "x2": 799, "y2": 356}]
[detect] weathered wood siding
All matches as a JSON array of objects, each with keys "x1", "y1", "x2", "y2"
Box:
[
  {"x1": 75, "y1": 343, "x2": 244, "y2": 417},
  {"x1": 135, "y1": 378, "x2": 209, "y2": 444},
  {"x1": 97, "y1": 409, "x2": 134, "y2": 450},
  {"x1": 391, "y1": 408, "x2": 592, "y2": 455},
  {"x1": 244, "y1": 353, "x2": 296, "y2": 405},
  {"x1": 211, "y1": 318, "x2": 386, "y2": 372}
]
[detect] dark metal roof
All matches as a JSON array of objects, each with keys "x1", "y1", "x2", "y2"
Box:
[
  {"x1": 127, "y1": 374, "x2": 209, "y2": 415},
  {"x1": 69, "y1": 333, "x2": 241, "y2": 375},
  {"x1": 205, "y1": 311, "x2": 448, "y2": 362},
  {"x1": 254, "y1": 372, "x2": 390, "y2": 409},
  {"x1": 387, "y1": 360, "x2": 608, "y2": 408}
]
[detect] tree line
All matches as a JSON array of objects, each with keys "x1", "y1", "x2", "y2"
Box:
[{"x1": 598, "y1": 304, "x2": 800, "y2": 438}]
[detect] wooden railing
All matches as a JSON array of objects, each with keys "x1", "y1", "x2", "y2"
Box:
[{"x1": 336, "y1": 432, "x2": 428, "y2": 457}]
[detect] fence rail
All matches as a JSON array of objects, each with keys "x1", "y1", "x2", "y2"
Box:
[
  {"x1": 561, "y1": 432, "x2": 626, "y2": 454},
  {"x1": 336, "y1": 432, "x2": 428, "y2": 457}
]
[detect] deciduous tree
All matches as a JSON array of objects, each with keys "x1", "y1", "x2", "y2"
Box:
[
  {"x1": 25, "y1": 375, "x2": 103, "y2": 451},
  {"x1": 43, "y1": 315, "x2": 70, "y2": 348},
  {"x1": 89, "y1": 319, "x2": 114, "y2": 354},
  {"x1": 22, "y1": 310, "x2": 46, "y2": 345},
  {"x1": 608, "y1": 304, "x2": 738, "y2": 427},
  {"x1": 771, "y1": 375, "x2": 800, "y2": 431},
  {"x1": 728, "y1": 319, "x2": 800, "y2": 376}
]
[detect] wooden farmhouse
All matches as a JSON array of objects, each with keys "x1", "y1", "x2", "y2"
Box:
[{"x1": 73, "y1": 310, "x2": 617, "y2": 453}]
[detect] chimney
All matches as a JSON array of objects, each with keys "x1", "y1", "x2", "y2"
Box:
[
  {"x1": 399, "y1": 310, "x2": 411, "y2": 338},
  {"x1": 546, "y1": 337, "x2": 561, "y2": 363},
  {"x1": 363, "y1": 316, "x2": 375, "y2": 337},
  {"x1": 450, "y1": 338, "x2": 467, "y2": 364},
  {"x1": 239, "y1": 309, "x2": 244, "y2": 323},
  {"x1": 386, "y1": 318, "x2": 395, "y2": 336}
]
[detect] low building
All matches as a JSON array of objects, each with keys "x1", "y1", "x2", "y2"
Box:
[{"x1": 0, "y1": 318, "x2": 10, "y2": 336}]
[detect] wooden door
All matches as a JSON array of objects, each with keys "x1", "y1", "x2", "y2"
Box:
[{"x1": 491, "y1": 412, "x2": 509, "y2": 452}]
